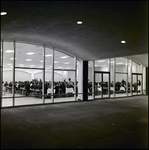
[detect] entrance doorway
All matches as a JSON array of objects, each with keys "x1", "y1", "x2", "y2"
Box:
[
  {"x1": 132, "y1": 73, "x2": 142, "y2": 95},
  {"x1": 94, "y1": 71, "x2": 110, "y2": 99}
]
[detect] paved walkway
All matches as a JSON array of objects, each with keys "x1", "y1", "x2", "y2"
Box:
[{"x1": 1, "y1": 96, "x2": 148, "y2": 149}]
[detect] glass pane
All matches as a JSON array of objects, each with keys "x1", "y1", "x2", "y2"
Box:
[
  {"x1": 3, "y1": 41, "x2": 14, "y2": 98},
  {"x1": 103, "y1": 73, "x2": 109, "y2": 98},
  {"x1": 95, "y1": 59, "x2": 109, "y2": 71},
  {"x1": 1, "y1": 41, "x2": 2, "y2": 66},
  {"x1": 132, "y1": 61, "x2": 142, "y2": 73},
  {"x1": 45, "y1": 47, "x2": 53, "y2": 103},
  {"x1": 110, "y1": 58, "x2": 114, "y2": 98},
  {"x1": 77, "y1": 59, "x2": 83, "y2": 101},
  {"x1": 2, "y1": 98, "x2": 13, "y2": 107},
  {"x1": 116, "y1": 57, "x2": 127, "y2": 73},
  {"x1": 88, "y1": 61, "x2": 93, "y2": 100},
  {"x1": 14, "y1": 68, "x2": 43, "y2": 106},
  {"x1": 54, "y1": 50, "x2": 75, "y2": 70},
  {"x1": 132, "y1": 75, "x2": 137, "y2": 95},
  {"x1": 128, "y1": 59, "x2": 131, "y2": 96},
  {"x1": 15, "y1": 42, "x2": 44, "y2": 68},
  {"x1": 142, "y1": 66, "x2": 146, "y2": 95},
  {"x1": 95, "y1": 73, "x2": 102, "y2": 99},
  {"x1": 115, "y1": 73, "x2": 127, "y2": 97},
  {"x1": 138, "y1": 75, "x2": 142, "y2": 95},
  {"x1": 54, "y1": 70, "x2": 75, "y2": 103}
]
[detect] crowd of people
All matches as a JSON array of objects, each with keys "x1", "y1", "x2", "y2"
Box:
[
  {"x1": 2, "y1": 78, "x2": 76, "y2": 98},
  {"x1": 2, "y1": 78, "x2": 141, "y2": 97}
]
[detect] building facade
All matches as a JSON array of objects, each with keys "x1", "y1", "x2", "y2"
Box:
[{"x1": 0, "y1": 40, "x2": 147, "y2": 107}]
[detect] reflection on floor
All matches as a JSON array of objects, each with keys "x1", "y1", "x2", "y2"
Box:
[
  {"x1": 1, "y1": 91, "x2": 137, "y2": 107},
  {"x1": 2, "y1": 92, "x2": 76, "y2": 107}
]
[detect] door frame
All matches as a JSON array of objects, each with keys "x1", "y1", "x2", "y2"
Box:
[
  {"x1": 132, "y1": 73, "x2": 143, "y2": 96},
  {"x1": 94, "y1": 71, "x2": 110, "y2": 99}
]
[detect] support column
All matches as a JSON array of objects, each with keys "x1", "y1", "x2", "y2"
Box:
[{"x1": 83, "y1": 61, "x2": 88, "y2": 101}]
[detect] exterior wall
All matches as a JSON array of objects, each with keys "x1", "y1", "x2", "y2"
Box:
[{"x1": 0, "y1": 40, "x2": 147, "y2": 107}]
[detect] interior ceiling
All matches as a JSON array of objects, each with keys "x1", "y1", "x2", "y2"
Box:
[{"x1": 1, "y1": 1, "x2": 148, "y2": 66}]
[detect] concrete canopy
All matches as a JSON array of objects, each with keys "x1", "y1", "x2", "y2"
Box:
[{"x1": 1, "y1": 1, "x2": 148, "y2": 64}]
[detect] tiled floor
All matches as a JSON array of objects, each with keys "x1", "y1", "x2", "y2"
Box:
[{"x1": 1, "y1": 95, "x2": 148, "y2": 149}]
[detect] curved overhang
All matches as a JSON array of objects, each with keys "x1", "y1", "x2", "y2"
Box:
[{"x1": 1, "y1": 1, "x2": 148, "y2": 62}]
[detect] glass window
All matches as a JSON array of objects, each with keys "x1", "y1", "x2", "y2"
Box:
[
  {"x1": 15, "y1": 42, "x2": 44, "y2": 68},
  {"x1": 53, "y1": 70, "x2": 75, "y2": 103},
  {"x1": 142, "y1": 66, "x2": 146, "y2": 95},
  {"x1": 127, "y1": 59, "x2": 131, "y2": 96},
  {"x1": 14, "y1": 68, "x2": 43, "y2": 106},
  {"x1": 1, "y1": 41, "x2": 2, "y2": 66},
  {"x1": 115, "y1": 73, "x2": 127, "y2": 97},
  {"x1": 95, "y1": 59, "x2": 109, "y2": 71},
  {"x1": 132, "y1": 60, "x2": 142, "y2": 73},
  {"x1": 2, "y1": 98, "x2": 13, "y2": 107},
  {"x1": 116, "y1": 57, "x2": 127, "y2": 73},
  {"x1": 2, "y1": 41, "x2": 14, "y2": 98},
  {"x1": 88, "y1": 61, "x2": 93, "y2": 100},
  {"x1": 110, "y1": 58, "x2": 115, "y2": 98},
  {"x1": 54, "y1": 50, "x2": 75, "y2": 70},
  {"x1": 77, "y1": 59, "x2": 83, "y2": 101}
]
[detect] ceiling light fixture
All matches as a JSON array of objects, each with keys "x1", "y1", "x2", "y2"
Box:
[
  {"x1": 121, "y1": 40, "x2": 126, "y2": 43},
  {"x1": 25, "y1": 59, "x2": 32, "y2": 61},
  {"x1": 60, "y1": 56, "x2": 69, "y2": 59},
  {"x1": 54, "y1": 61, "x2": 59, "y2": 63},
  {"x1": 64, "y1": 62, "x2": 70, "y2": 64},
  {"x1": 77, "y1": 21, "x2": 82, "y2": 24},
  {"x1": 5, "y1": 50, "x2": 14, "y2": 53},
  {"x1": 10, "y1": 58, "x2": 16, "y2": 60},
  {"x1": 1, "y1": 12, "x2": 7, "y2": 15},
  {"x1": 26, "y1": 52, "x2": 35, "y2": 55},
  {"x1": 45, "y1": 54, "x2": 52, "y2": 57}
]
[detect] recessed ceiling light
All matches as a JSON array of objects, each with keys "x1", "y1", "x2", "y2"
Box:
[
  {"x1": 5, "y1": 50, "x2": 14, "y2": 53},
  {"x1": 60, "y1": 56, "x2": 69, "y2": 59},
  {"x1": 95, "y1": 65, "x2": 99, "y2": 67},
  {"x1": 25, "y1": 59, "x2": 32, "y2": 61},
  {"x1": 30, "y1": 65, "x2": 35, "y2": 67},
  {"x1": 26, "y1": 52, "x2": 35, "y2": 55},
  {"x1": 7, "y1": 64, "x2": 12, "y2": 66},
  {"x1": 39, "y1": 60, "x2": 43, "y2": 62},
  {"x1": 64, "y1": 62, "x2": 70, "y2": 64},
  {"x1": 1, "y1": 12, "x2": 7, "y2": 15},
  {"x1": 10, "y1": 58, "x2": 16, "y2": 60},
  {"x1": 54, "y1": 61, "x2": 59, "y2": 63},
  {"x1": 45, "y1": 54, "x2": 52, "y2": 57},
  {"x1": 121, "y1": 40, "x2": 126, "y2": 43},
  {"x1": 77, "y1": 21, "x2": 82, "y2": 24}
]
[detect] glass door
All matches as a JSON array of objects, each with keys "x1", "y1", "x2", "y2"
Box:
[
  {"x1": 103, "y1": 73, "x2": 110, "y2": 98},
  {"x1": 95, "y1": 72, "x2": 110, "y2": 99},
  {"x1": 132, "y1": 73, "x2": 142, "y2": 96},
  {"x1": 95, "y1": 73, "x2": 102, "y2": 99}
]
